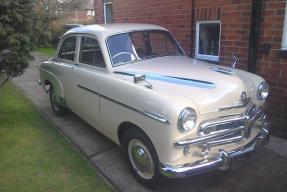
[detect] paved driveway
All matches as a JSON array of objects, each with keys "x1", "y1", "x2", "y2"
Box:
[{"x1": 12, "y1": 52, "x2": 287, "y2": 192}]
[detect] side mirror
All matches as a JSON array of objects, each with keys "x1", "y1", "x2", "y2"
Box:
[
  {"x1": 134, "y1": 74, "x2": 152, "y2": 89},
  {"x1": 134, "y1": 74, "x2": 146, "y2": 83}
]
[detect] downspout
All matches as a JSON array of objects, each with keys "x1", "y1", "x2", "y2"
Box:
[
  {"x1": 190, "y1": 0, "x2": 194, "y2": 57},
  {"x1": 247, "y1": 0, "x2": 262, "y2": 73}
]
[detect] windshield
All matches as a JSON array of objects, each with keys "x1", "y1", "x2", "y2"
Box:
[{"x1": 107, "y1": 30, "x2": 184, "y2": 66}]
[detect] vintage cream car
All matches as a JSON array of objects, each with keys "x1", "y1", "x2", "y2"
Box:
[{"x1": 38, "y1": 24, "x2": 270, "y2": 185}]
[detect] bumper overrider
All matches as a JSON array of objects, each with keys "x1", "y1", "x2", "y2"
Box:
[{"x1": 160, "y1": 105, "x2": 270, "y2": 178}]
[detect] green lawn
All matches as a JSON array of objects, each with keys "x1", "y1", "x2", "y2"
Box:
[
  {"x1": 35, "y1": 47, "x2": 56, "y2": 57},
  {"x1": 0, "y1": 83, "x2": 112, "y2": 192}
]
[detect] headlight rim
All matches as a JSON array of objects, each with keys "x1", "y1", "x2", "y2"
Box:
[
  {"x1": 178, "y1": 107, "x2": 197, "y2": 132},
  {"x1": 257, "y1": 81, "x2": 269, "y2": 100}
]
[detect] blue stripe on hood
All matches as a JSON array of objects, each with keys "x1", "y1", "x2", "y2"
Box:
[{"x1": 114, "y1": 71, "x2": 216, "y2": 89}]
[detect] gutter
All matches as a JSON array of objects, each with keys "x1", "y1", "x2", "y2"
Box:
[
  {"x1": 190, "y1": 0, "x2": 194, "y2": 57},
  {"x1": 247, "y1": 0, "x2": 263, "y2": 73}
]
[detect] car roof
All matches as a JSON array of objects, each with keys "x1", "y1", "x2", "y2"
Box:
[{"x1": 64, "y1": 23, "x2": 168, "y2": 38}]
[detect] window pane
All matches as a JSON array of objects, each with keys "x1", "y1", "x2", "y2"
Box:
[
  {"x1": 79, "y1": 37, "x2": 105, "y2": 68},
  {"x1": 105, "y1": 3, "x2": 113, "y2": 23},
  {"x1": 198, "y1": 23, "x2": 220, "y2": 56},
  {"x1": 58, "y1": 36, "x2": 76, "y2": 61}
]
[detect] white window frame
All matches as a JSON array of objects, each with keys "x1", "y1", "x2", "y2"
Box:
[
  {"x1": 282, "y1": 3, "x2": 287, "y2": 50},
  {"x1": 195, "y1": 20, "x2": 221, "y2": 62},
  {"x1": 104, "y1": 2, "x2": 112, "y2": 24}
]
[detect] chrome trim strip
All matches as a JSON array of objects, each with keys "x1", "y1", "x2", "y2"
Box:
[
  {"x1": 77, "y1": 84, "x2": 170, "y2": 124},
  {"x1": 174, "y1": 126, "x2": 245, "y2": 146},
  {"x1": 219, "y1": 98, "x2": 250, "y2": 111},
  {"x1": 161, "y1": 128, "x2": 269, "y2": 178},
  {"x1": 78, "y1": 85, "x2": 99, "y2": 95},
  {"x1": 143, "y1": 111, "x2": 170, "y2": 124}
]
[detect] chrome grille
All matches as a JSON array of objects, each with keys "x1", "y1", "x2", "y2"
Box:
[
  {"x1": 197, "y1": 104, "x2": 264, "y2": 147},
  {"x1": 199, "y1": 118, "x2": 245, "y2": 136}
]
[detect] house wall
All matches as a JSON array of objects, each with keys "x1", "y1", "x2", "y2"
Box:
[
  {"x1": 70, "y1": 10, "x2": 94, "y2": 21},
  {"x1": 95, "y1": 0, "x2": 192, "y2": 55},
  {"x1": 95, "y1": 0, "x2": 287, "y2": 137},
  {"x1": 193, "y1": 0, "x2": 251, "y2": 69},
  {"x1": 257, "y1": 0, "x2": 287, "y2": 136}
]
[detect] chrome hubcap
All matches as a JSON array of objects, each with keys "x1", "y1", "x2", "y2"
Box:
[{"x1": 128, "y1": 139, "x2": 154, "y2": 179}]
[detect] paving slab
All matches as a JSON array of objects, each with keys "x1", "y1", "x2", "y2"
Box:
[
  {"x1": 154, "y1": 148, "x2": 287, "y2": 192},
  {"x1": 91, "y1": 147, "x2": 152, "y2": 192},
  {"x1": 267, "y1": 135, "x2": 287, "y2": 159},
  {"x1": 11, "y1": 52, "x2": 287, "y2": 192}
]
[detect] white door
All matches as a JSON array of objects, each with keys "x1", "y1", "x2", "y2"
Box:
[{"x1": 67, "y1": 35, "x2": 107, "y2": 127}]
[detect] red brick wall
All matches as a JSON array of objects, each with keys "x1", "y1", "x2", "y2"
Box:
[
  {"x1": 70, "y1": 10, "x2": 88, "y2": 21},
  {"x1": 193, "y1": 0, "x2": 252, "y2": 69},
  {"x1": 94, "y1": 0, "x2": 287, "y2": 136},
  {"x1": 257, "y1": 0, "x2": 287, "y2": 137},
  {"x1": 95, "y1": 0, "x2": 192, "y2": 55}
]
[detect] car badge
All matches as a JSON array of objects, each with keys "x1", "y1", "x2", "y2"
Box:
[{"x1": 240, "y1": 92, "x2": 248, "y2": 106}]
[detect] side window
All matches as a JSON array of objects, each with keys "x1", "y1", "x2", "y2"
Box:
[
  {"x1": 58, "y1": 36, "x2": 76, "y2": 61},
  {"x1": 79, "y1": 37, "x2": 106, "y2": 68}
]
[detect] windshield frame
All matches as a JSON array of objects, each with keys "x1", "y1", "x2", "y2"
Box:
[{"x1": 105, "y1": 29, "x2": 186, "y2": 67}]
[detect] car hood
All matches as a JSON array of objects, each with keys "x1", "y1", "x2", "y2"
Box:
[{"x1": 114, "y1": 56, "x2": 256, "y2": 114}]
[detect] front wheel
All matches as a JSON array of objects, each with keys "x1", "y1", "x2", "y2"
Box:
[
  {"x1": 49, "y1": 84, "x2": 67, "y2": 116},
  {"x1": 122, "y1": 129, "x2": 162, "y2": 187}
]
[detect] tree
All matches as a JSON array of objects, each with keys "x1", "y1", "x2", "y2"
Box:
[
  {"x1": 0, "y1": 0, "x2": 34, "y2": 86},
  {"x1": 32, "y1": 0, "x2": 83, "y2": 46}
]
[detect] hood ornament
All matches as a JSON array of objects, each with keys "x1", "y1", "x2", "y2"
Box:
[{"x1": 231, "y1": 55, "x2": 239, "y2": 68}]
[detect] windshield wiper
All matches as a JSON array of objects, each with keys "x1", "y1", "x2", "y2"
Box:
[
  {"x1": 143, "y1": 54, "x2": 159, "y2": 59},
  {"x1": 159, "y1": 53, "x2": 178, "y2": 56},
  {"x1": 113, "y1": 58, "x2": 140, "y2": 67}
]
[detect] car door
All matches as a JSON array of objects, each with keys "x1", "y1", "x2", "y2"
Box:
[
  {"x1": 66, "y1": 35, "x2": 107, "y2": 127},
  {"x1": 51, "y1": 35, "x2": 78, "y2": 108}
]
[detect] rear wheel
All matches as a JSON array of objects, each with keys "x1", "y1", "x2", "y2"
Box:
[
  {"x1": 49, "y1": 84, "x2": 67, "y2": 116},
  {"x1": 122, "y1": 129, "x2": 162, "y2": 187}
]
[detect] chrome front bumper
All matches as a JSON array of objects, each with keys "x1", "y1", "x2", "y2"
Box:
[{"x1": 160, "y1": 127, "x2": 270, "y2": 178}]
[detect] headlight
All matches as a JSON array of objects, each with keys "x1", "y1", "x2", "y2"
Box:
[
  {"x1": 178, "y1": 108, "x2": 197, "y2": 132},
  {"x1": 257, "y1": 82, "x2": 269, "y2": 100}
]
